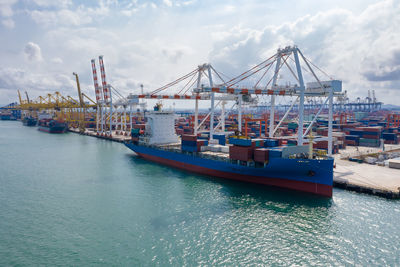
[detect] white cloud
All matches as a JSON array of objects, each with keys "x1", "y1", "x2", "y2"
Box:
[
  {"x1": 163, "y1": 0, "x2": 173, "y2": 7},
  {"x1": 51, "y1": 57, "x2": 63, "y2": 64},
  {"x1": 0, "y1": 0, "x2": 17, "y2": 17},
  {"x1": 30, "y1": 8, "x2": 93, "y2": 27},
  {"x1": 180, "y1": 0, "x2": 196, "y2": 6},
  {"x1": 24, "y1": 42, "x2": 43, "y2": 62},
  {"x1": 121, "y1": 8, "x2": 138, "y2": 16},
  {"x1": 0, "y1": 67, "x2": 75, "y2": 98},
  {"x1": 2, "y1": 18, "x2": 14, "y2": 28},
  {"x1": 31, "y1": 0, "x2": 72, "y2": 8},
  {"x1": 1, "y1": 0, "x2": 399, "y2": 107},
  {"x1": 208, "y1": 0, "x2": 400, "y2": 103},
  {"x1": 222, "y1": 5, "x2": 235, "y2": 14}
]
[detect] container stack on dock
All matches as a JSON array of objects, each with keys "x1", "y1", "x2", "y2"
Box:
[
  {"x1": 348, "y1": 126, "x2": 382, "y2": 147},
  {"x1": 382, "y1": 126, "x2": 399, "y2": 144},
  {"x1": 169, "y1": 110, "x2": 400, "y2": 156},
  {"x1": 382, "y1": 133, "x2": 398, "y2": 144}
]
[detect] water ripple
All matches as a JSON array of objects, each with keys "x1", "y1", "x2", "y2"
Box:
[{"x1": 0, "y1": 121, "x2": 399, "y2": 266}]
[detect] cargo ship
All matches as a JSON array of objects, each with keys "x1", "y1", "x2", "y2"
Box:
[
  {"x1": 0, "y1": 111, "x2": 16, "y2": 120},
  {"x1": 38, "y1": 118, "x2": 67, "y2": 133},
  {"x1": 22, "y1": 116, "x2": 37, "y2": 126},
  {"x1": 125, "y1": 110, "x2": 334, "y2": 197}
]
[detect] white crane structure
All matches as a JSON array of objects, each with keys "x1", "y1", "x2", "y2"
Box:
[
  {"x1": 92, "y1": 55, "x2": 146, "y2": 137},
  {"x1": 127, "y1": 63, "x2": 240, "y2": 137},
  {"x1": 122, "y1": 46, "x2": 343, "y2": 156},
  {"x1": 90, "y1": 58, "x2": 103, "y2": 133},
  {"x1": 194, "y1": 46, "x2": 343, "y2": 155}
]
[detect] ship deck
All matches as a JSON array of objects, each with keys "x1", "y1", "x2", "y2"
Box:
[{"x1": 155, "y1": 143, "x2": 231, "y2": 162}]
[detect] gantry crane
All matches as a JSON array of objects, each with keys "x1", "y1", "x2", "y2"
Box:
[{"x1": 127, "y1": 46, "x2": 343, "y2": 156}]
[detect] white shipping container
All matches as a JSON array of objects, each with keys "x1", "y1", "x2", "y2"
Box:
[{"x1": 388, "y1": 159, "x2": 400, "y2": 169}]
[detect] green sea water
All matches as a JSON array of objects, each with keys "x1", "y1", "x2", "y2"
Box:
[{"x1": 0, "y1": 121, "x2": 399, "y2": 266}]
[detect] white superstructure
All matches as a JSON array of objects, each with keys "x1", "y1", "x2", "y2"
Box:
[{"x1": 145, "y1": 111, "x2": 179, "y2": 145}]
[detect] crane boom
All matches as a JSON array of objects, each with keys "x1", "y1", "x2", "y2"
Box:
[
  {"x1": 25, "y1": 91, "x2": 30, "y2": 103},
  {"x1": 17, "y1": 90, "x2": 22, "y2": 105},
  {"x1": 73, "y1": 72, "x2": 84, "y2": 107}
]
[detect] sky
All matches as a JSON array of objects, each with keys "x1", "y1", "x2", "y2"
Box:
[{"x1": 0, "y1": 0, "x2": 399, "y2": 107}]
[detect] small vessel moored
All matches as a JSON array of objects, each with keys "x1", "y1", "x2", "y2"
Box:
[
  {"x1": 38, "y1": 118, "x2": 68, "y2": 133},
  {"x1": 22, "y1": 116, "x2": 38, "y2": 126},
  {"x1": 0, "y1": 111, "x2": 17, "y2": 120}
]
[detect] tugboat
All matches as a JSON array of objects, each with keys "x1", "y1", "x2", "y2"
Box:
[
  {"x1": 38, "y1": 118, "x2": 67, "y2": 133},
  {"x1": 22, "y1": 116, "x2": 38, "y2": 126}
]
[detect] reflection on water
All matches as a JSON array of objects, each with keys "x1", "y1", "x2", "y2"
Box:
[{"x1": 127, "y1": 152, "x2": 333, "y2": 209}]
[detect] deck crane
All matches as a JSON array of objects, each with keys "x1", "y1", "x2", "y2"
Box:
[
  {"x1": 73, "y1": 72, "x2": 86, "y2": 133},
  {"x1": 81, "y1": 93, "x2": 97, "y2": 105},
  {"x1": 16, "y1": 90, "x2": 33, "y2": 119},
  {"x1": 73, "y1": 72, "x2": 84, "y2": 107},
  {"x1": 17, "y1": 90, "x2": 23, "y2": 106},
  {"x1": 17, "y1": 90, "x2": 25, "y2": 118},
  {"x1": 25, "y1": 91, "x2": 30, "y2": 104}
]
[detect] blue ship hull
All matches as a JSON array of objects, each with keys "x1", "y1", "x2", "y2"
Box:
[
  {"x1": 22, "y1": 117, "x2": 37, "y2": 126},
  {"x1": 125, "y1": 143, "x2": 333, "y2": 197}
]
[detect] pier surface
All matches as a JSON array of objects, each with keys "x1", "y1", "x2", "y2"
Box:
[
  {"x1": 334, "y1": 145, "x2": 400, "y2": 198},
  {"x1": 69, "y1": 128, "x2": 131, "y2": 142}
]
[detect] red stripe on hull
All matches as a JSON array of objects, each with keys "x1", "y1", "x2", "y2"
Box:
[
  {"x1": 38, "y1": 127, "x2": 51, "y2": 133},
  {"x1": 136, "y1": 152, "x2": 332, "y2": 197}
]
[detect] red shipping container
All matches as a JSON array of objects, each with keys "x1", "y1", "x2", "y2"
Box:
[
  {"x1": 345, "y1": 140, "x2": 356, "y2": 146},
  {"x1": 357, "y1": 126, "x2": 382, "y2": 132},
  {"x1": 251, "y1": 139, "x2": 264, "y2": 148},
  {"x1": 197, "y1": 140, "x2": 206, "y2": 146},
  {"x1": 315, "y1": 140, "x2": 329, "y2": 149},
  {"x1": 277, "y1": 139, "x2": 284, "y2": 146},
  {"x1": 133, "y1": 124, "x2": 146, "y2": 129},
  {"x1": 229, "y1": 145, "x2": 253, "y2": 161},
  {"x1": 184, "y1": 129, "x2": 194, "y2": 134},
  {"x1": 254, "y1": 148, "x2": 269, "y2": 163},
  {"x1": 182, "y1": 134, "x2": 197, "y2": 141},
  {"x1": 363, "y1": 135, "x2": 379, "y2": 139}
]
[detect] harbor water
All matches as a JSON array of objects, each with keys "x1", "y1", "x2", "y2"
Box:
[{"x1": 1, "y1": 121, "x2": 399, "y2": 265}]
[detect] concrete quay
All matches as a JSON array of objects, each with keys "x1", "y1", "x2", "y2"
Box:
[
  {"x1": 334, "y1": 145, "x2": 400, "y2": 199},
  {"x1": 68, "y1": 128, "x2": 131, "y2": 143}
]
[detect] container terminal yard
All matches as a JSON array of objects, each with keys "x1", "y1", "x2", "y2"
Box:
[{"x1": 1, "y1": 46, "x2": 400, "y2": 198}]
